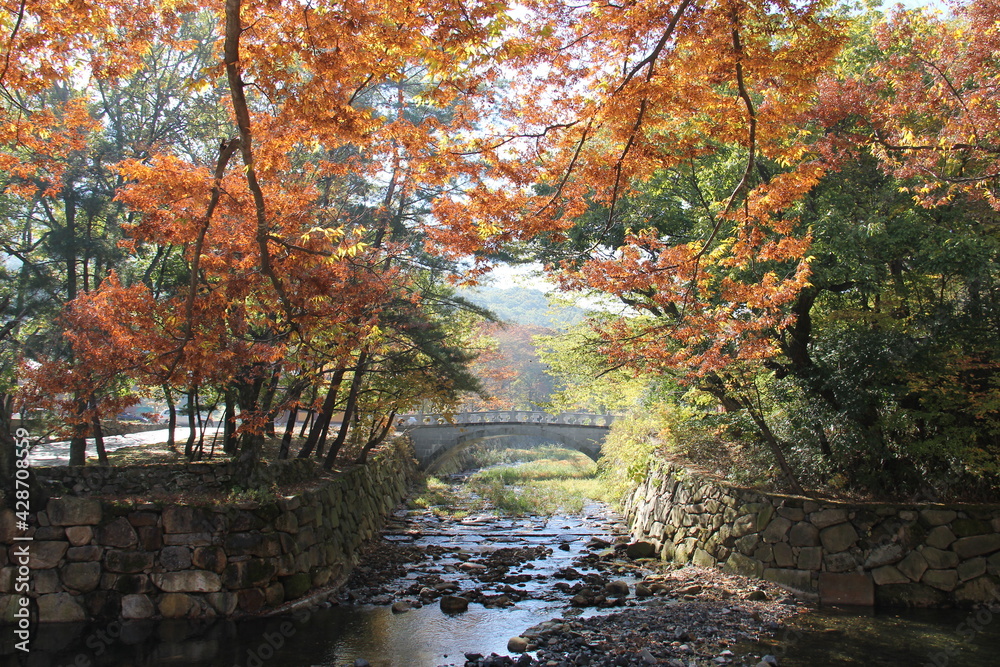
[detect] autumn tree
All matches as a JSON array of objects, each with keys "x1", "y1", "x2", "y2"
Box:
[
  {"x1": 12, "y1": 0, "x2": 523, "y2": 472},
  {"x1": 524, "y1": 0, "x2": 1000, "y2": 497},
  {"x1": 463, "y1": 321, "x2": 557, "y2": 411},
  {"x1": 432, "y1": 0, "x2": 843, "y2": 492}
]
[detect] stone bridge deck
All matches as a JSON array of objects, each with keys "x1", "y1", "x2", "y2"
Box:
[{"x1": 400, "y1": 411, "x2": 614, "y2": 470}]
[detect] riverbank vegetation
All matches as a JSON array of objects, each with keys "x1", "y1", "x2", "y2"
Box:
[
  {"x1": 1, "y1": 0, "x2": 997, "y2": 504},
  {"x1": 410, "y1": 445, "x2": 611, "y2": 516}
]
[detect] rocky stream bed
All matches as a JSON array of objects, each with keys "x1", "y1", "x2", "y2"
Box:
[{"x1": 335, "y1": 500, "x2": 807, "y2": 667}]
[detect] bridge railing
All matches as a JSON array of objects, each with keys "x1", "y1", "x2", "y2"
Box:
[{"x1": 399, "y1": 411, "x2": 614, "y2": 427}]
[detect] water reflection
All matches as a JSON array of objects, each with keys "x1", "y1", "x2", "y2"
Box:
[{"x1": 757, "y1": 606, "x2": 1000, "y2": 667}]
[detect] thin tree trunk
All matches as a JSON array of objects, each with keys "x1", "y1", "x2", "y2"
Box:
[
  {"x1": 739, "y1": 397, "x2": 805, "y2": 496},
  {"x1": 91, "y1": 409, "x2": 108, "y2": 466},
  {"x1": 223, "y1": 388, "x2": 237, "y2": 456},
  {"x1": 817, "y1": 425, "x2": 835, "y2": 466},
  {"x1": 324, "y1": 351, "x2": 368, "y2": 470},
  {"x1": 163, "y1": 384, "x2": 177, "y2": 452},
  {"x1": 298, "y1": 368, "x2": 345, "y2": 459},
  {"x1": 209, "y1": 425, "x2": 221, "y2": 459},
  {"x1": 315, "y1": 415, "x2": 330, "y2": 460},
  {"x1": 299, "y1": 409, "x2": 313, "y2": 438},
  {"x1": 69, "y1": 395, "x2": 88, "y2": 466},
  {"x1": 224, "y1": 0, "x2": 292, "y2": 319},
  {"x1": 1, "y1": 394, "x2": 22, "y2": 507},
  {"x1": 193, "y1": 391, "x2": 205, "y2": 461},
  {"x1": 279, "y1": 405, "x2": 298, "y2": 460},
  {"x1": 65, "y1": 186, "x2": 78, "y2": 302},
  {"x1": 259, "y1": 365, "x2": 282, "y2": 438},
  {"x1": 356, "y1": 410, "x2": 396, "y2": 464},
  {"x1": 184, "y1": 388, "x2": 198, "y2": 459},
  {"x1": 277, "y1": 380, "x2": 307, "y2": 460}
]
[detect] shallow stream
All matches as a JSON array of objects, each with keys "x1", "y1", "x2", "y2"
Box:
[
  {"x1": 8, "y1": 504, "x2": 633, "y2": 667},
  {"x1": 7, "y1": 482, "x2": 1000, "y2": 667}
]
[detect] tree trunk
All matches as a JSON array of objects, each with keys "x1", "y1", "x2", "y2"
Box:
[
  {"x1": 299, "y1": 409, "x2": 313, "y2": 438},
  {"x1": 356, "y1": 410, "x2": 396, "y2": 464},
  {"x1": 739, "y1": 397, "x2": 805, "y2": 496},
  {"x1": 224, "y1": 0, "x2": 292, "y2": 319},
  {"x1": 91, "y1": 409, "x2": 108, "y2": 466},
  {"x1": 278, "y1": 380, "x2": 307, "y2": 460},
  {"x1": 298, "y1": 384, "x2": 318, "y2": 438},
  {"x1": 192, "y1": 391, "x2": 205, "y2": 460},
  {"x1": 163, "y1": 384, "x2": 177, "y2": 452},
  {"x1": 185, "y1": 387, "x2": 198, "y2": 459},
  {"x1": 279, "y1": 405, "x2": 297, "y2": 460},
  {"x1": 298, "y1": 368, "x2": 345, "y2": 459},
  {"x1": 324, "y1": 351, "x2": 368, "y2": 470},
  {"x1": 0, "y1": 394, "x2": 21, "y2": 506},
  {"x1": 1, "y1": 396, "x2": 46, "y2": 511},
  {"x1": 314, "y1": 415, "x2": 331, "y2": 460},
  {"x1": 68, "y1": 395, "x2": 88, "y2": 466},
  {"x1": 259, "y1": 364, "x2": 282, "y2": 438},
  {"x1": 64, "y1": 186, "x2": 78, "y2": 302},
  {"x1": 222, "y1": 387, "x2": 237, "y2": 456}
]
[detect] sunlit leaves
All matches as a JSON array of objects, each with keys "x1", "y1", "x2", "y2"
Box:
[{"x1": 823, "y1": 0, "x2": 1000, "y2": 209}]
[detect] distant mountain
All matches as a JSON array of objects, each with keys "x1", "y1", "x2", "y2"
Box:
[{"x1": 459, "y1": 285, "x2": 587, "y2": 330}]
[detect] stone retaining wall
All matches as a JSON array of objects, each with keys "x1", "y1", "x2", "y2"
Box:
[
  {"x1": 0, "y1": 442, "x2": 416, "y2": 623},
  {"x1": 624, "y1": 460, "x2": 1000, "y2": 607},
  {"x1": 39, "y1": 458, "x2": 320, "y2": 497}
]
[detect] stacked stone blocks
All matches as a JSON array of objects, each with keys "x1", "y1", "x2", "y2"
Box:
[
  {"x1": 0, "y1": 446, "x2": 414, "y2": 623},
  {"x1": 625, "y1": 461, "x2": 1000, "y2": 607}
]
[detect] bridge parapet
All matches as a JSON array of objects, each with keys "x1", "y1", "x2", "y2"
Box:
[{"x1": 402, "y1": 411, "x2": 614, "y2": 427}]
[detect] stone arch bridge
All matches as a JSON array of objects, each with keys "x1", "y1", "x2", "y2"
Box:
[{"x1": 401, "y1": 411, "x2": 614, "y2": 471}]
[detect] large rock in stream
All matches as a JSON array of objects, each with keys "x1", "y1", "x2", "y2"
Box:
[
  {"x1": 625, "y1": 541, "x2": 657, "y2": 559},
  {"x1": 439, "y1": 595, "x2": 469, "y2": 613}
]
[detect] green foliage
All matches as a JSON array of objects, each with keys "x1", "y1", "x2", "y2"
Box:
[
  {"x1": 411, "y1": 447, "x2": 610, "y2": 516},
  {"x1": 470, "y1": 452, "x2": 596, "y2": 483},
  {"x1": 408, "y1": 476, "x2": 469, "y2": 517},
  {"x1": 223, "y1": 484, "x2": 279, "y2": 505},
  {"x1": 537, "y1": 317, "x2": 650, "y2": 414},
  {"x1": 597, "y1": 407, "x2": 667, "y2": 502},
  {"x1": 431, "y1": 442, "x2": 580, "y2": 475}
]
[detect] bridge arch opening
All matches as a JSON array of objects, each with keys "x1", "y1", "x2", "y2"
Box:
[{"x1": 423, "y1": 433, "x2": 601, "y2": 474}]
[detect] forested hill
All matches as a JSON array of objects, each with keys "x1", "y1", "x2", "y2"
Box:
[{"x1": 459, "y1": 286, "x2": 587, "y2": 330}]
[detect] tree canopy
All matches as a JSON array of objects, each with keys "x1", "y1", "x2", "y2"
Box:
[{"x1": 1, "y1": 0, "x2": 997, "y2": 498}]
